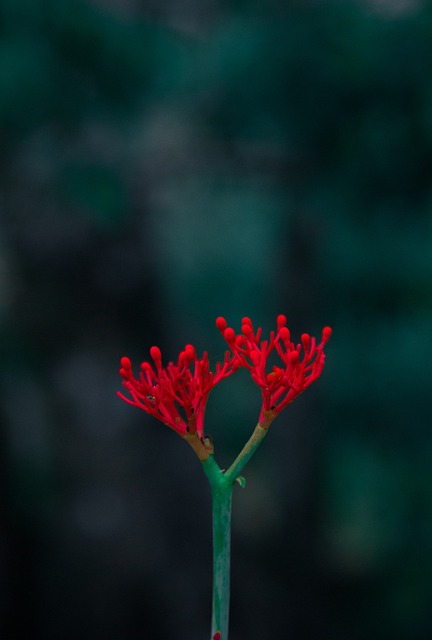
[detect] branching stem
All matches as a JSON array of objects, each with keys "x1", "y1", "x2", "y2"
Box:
[{"x1": 202, "y1": 424, "x2": 268, "y2": 640}]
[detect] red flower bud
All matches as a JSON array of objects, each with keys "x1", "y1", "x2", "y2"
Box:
[
  {"x1": 215, "y1": 317, "x2": 227, "y2": 332},
  {"x1": 290, "y1": 350, "x2": 299, "y2": 365},
  {"x1": 277, "y1": 314, "x2": 286, "y2": 328},
  {"x1": 322, "y1": 326, "x2": 332, "y2": 343},
  {"x1": 120, "y1": 356, "x2": 131, "y2": 369},
  {"x1": 301, "y1": 333, "x2": 311, "y2": 351},
  {"x1": 150, "y1": 346, "x2": 162, "y2": 368},
  {"x1": 223, "y1": 327, "x2": 235, "y2": 343},
  {"x1": 242, "y1": 323, "x2": 253, "y2": 336}
]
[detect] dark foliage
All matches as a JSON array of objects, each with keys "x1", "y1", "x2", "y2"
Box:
[{"x1": 1, "y1": 1, "x2": 431, "y2": 638}]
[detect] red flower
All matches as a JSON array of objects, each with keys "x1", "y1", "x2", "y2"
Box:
[
  {"x1": 216, "y1": 315, "x2": 332, "y2": 429},
  {"x1": 118, "y1": 344, "x2": 239, "y2": 459}
]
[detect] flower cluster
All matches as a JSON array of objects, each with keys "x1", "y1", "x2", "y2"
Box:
[
  {"x1": 216, "y1": 315, "x2": 332, "y2": 429},
  {"x1": 118, "y1": 315, "x2": 331, "y2": 456},
  {"x1": 118, "y1": 344, "x2": 239, "y2": 459}
]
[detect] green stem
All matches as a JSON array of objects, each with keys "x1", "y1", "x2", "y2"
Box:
[
  {"x1": 202, "y1": 425, "x2": 269, "y2": 640},
  {"x1": 225, "y1": 424, "x2": 268, "y2": 482},
  {"x1": 203, "y1": 456, "x2": 233, "y2": 640}
]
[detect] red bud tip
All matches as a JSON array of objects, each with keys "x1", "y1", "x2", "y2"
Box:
[
  {"x1": 213, "y1": 633, "x2": 221, "y2": 640},
  {"x1": 301, "y1": 333, "x2": 311, "y2": 350},
  {"x1": 120, "y1": 356, "x2": 131, "y2": 369},
  {"x1": 215, "y1": 317, "x2": 227, "y2": 332},
  {"x1": 241, "y1": 317, "x2": 253, "y2": 326},
  {"x1": 241, "y1": 323, "x2": 252, "y2": 336},
  {"x1": 290, "y1": 350, "x2": 299, "y2": 365},
  {"x1": 119, "y1": 368, "x2": 130, "y2": 379},
  {"x1": 224, "y1": 327, "x2": 235, "y2": 343},
  {"x1": 279, "y1": 326, "x2": 290, "y2": 342},
  {"x1": 184, "y1": 344, "x2": 196, "y2": 360},
  {"x1": 322, "y1": 326, "x2": 332, "y2": 343},
  {"x1": 150, "y1": 346, "x2": 162, "y2": 366},
  {"x1": 141, "y1": 362, "x2": 152, "y2": 372},
  {"x1": 277, "y1": 314, "x2": 286, "y2": 328},
  {"x1": 250, "y1": 349, "x2": 261, "y2": 365}
]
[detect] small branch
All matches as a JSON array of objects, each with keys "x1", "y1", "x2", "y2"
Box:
[{"x1": 224, "y1": 423, "x2": 269, "y2": 483}]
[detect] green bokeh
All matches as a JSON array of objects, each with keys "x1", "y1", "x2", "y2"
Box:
[{"x1": 1, "y1": 1, "x2": 432, "y2": 639}]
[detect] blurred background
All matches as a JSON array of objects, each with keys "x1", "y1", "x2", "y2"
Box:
[{"x1": 1, "y1": 0, "x2": 432, "y2": 638}]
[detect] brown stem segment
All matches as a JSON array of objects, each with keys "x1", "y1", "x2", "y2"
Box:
[{"x1": 184, "y1": 432, "x2": 213, "y2": 461}]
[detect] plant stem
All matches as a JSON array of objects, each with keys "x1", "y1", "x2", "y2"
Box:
[
  {"x1": 203, "y1": 456, "x2": 233, "y2": 640},
  {"x1": 211, "y1": 476, "x2": 233, "y2": 640},
  {"x1": 225, "y1": 424, "x2": 268, "y2": 482},
  {"x1": 202, "y1": 426, "x2": 268, "y2": 640}
]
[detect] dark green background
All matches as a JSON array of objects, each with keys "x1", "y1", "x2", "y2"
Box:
[{"x1": 1, "y1": 1, "x2": 431, "y2": 638}]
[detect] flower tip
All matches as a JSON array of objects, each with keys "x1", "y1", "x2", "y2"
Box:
[
  {"x1": 279, "y1": 326, "x2": 290, "y2": 342},
  {"x1": 250, "y1": 349, "x2": 261, "y2": 365},
  {"x1": 241, "y1": 323, "x2": 252, "y2": 336},
  {"x1": 150, "y1": 346, "x2": 162, "y2": 366},
  {"x1": 290, "y1": 350, "x2": 299, "y2": 365},
  {"x1": 215, "y1": 316, "x2": 227, "y2": 332},
  {"x1": 301, "y1": 333, "x2": 311, "y2": 350},
  {"x1": 120, "y1": 356, "x2": 132, "y2": 379},
  {"x1": 183, "y1": 344, "x2": 196, "y2": 361},
  {"x1": 277, "y1": 314, "x2": 286, "y2": 328},
  {"x1": 322, "y1": 326, "x2": 332, "y2": 343},
  {"x1": 213, "y1": 633, "x2": 221, "y2": 640},
  {"x1": 223, "y1": 327, "x2": 235, "y2": 343},
  {"x1": 120, "y1": 356, "x2": 131, "y2": 369}
]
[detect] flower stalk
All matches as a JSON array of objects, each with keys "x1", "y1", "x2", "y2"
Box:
[
  {"x1": 203, "y1": 456, "x2": 234, "y2": 640},
  {"x1": 202, "y1": 422, "x2": 268, "y2": 640},
  {"x1": 225, "y1": 423, "x2": 269, "y2": 483},
  {"x1": 117, "y1": 315, "x2": 332, "y2": 640}
]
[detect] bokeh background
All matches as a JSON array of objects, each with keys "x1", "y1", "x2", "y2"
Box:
[{"x1": 1, "y1": 0, "x2": 432, "y2": 638}]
